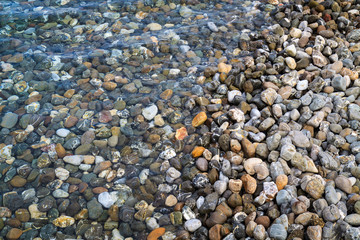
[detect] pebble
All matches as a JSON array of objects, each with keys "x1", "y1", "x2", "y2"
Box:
[
  {"x1": 98, "y1": 192, "x2": 117, "y2": 208},
  {"x1": 241, "y1": 174, "x2": 257, "y2": 194},
  {"x1": 1, "y1": 113, "x2": 18, "y2": 129},
  {"x1": 269, "y1": 224, "x2": 287, "y2": 240},
  {"x1": 184, "y1": 219, "x2": 202, "y2": 232},
  {"x1": 142, "y1": 104, "x2": 158, "y2": 121},
  {"x1": 1, "y1": 1, "x2": 360, "y2": 239},
  {"x1": 63, "y1": 155, "x2": 84, "y2": 165},
  {"x1": 345, "y1": 214, "x2": 360, "y2": 226}
]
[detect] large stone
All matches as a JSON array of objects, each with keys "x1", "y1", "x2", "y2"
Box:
[
  {"x1": 1, "y1": 113, "x2": 18, "y2": 129},
  {"x1": 269, "y1": 224, "x2": 287, "y2": 240},
  {"x1": 87, "y1": 199, "x2": 103, "y2": 220}
]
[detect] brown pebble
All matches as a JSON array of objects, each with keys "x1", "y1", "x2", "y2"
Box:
[
  {"x1": 78, "y1": 182, "x2": 88, "y2": 193},
  {"x1": 92, "y1": 187, "x2": 108, "y2": 194},
  {"x1": 241, "y1": 174, "x2": 257, "y2": 194},
  {"x1": 241, "y1": 138, "x2": 255, "y2": 158},
  {"x1": 108, "y1": 205, "x2": 119, "y2": 221},
  {"x1": 15, "y1": 209, "x2": 30, "y2": 222},
  {"x1": 255, "y1": 215, "x2": 270, "y2": 229},
  {"x1": 209, "y1": 224, "x2": 222, "y2": 240},
  {"x1": 55, "y1": 143, "x2": 66, "y2": 158},
  {"x1": 9, "y1": 176, "x2": 27, "y2": 188},
  {"x1": 93, "y1": 161, "x2": 112, "y2": 174},
  {"x1": 64, "y1": 116, "x2": 78, "y2": 128},
  {"x1": 6, "y1": 228, "x2": 22, "y2": 240},
  {"x1": 276, "y1": 174, "x2": 288, "y2": 191},
  {"x1": 6, "y1": 218, "x2": 21, "y2": 228}
]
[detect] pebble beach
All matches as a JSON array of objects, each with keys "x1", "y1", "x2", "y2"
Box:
[{"x1": 1, "y1": 0, "x2": 360, "y2": 239}]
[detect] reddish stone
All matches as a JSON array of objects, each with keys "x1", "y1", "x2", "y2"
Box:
[
  {"x1": 175, "y1": 127, "x2": 188, "y2": 140},
  {"x1": 64, "y1": 116, "x2": 78, "y2": 128},
  {"x1": 99, "y1": 110, "x2": 112, "y2": 123}
]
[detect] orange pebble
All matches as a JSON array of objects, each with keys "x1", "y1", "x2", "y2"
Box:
[
  {"x1": 147, "y1": 227, "x2": 166, "y2": 240},
  {"x1": 276, "y1": 174, "x2": 288, "y2": 191},
  {"x1": 192, "y1": 146, "x2": 205, "y2": 158}
]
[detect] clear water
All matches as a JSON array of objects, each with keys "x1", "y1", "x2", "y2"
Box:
[{"x1": 0, "y1": 0, "x2": 275, "y2": 238}]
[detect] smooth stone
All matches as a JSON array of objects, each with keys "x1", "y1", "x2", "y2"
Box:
[
  {"x1": 98, "y1": 192, "x2": 117, "y2": 208},
  {"x1": 63, "y1": 155, "x2": 83, "y2": 165},
  {"x1": 1, "y1": 113, "x2": 18, "y2": 129},
  {"x1": 184, "y1": 219, "x2": 202, "y2": 232},
  {"x1": 56, "y1": 128, "x2": 70, "y2": 137},
  {"x1": 269, "y1": 224, "x2": 287, "y2": 240},
  {"x1": 345, "y1": 214, "x2": 360, "y2": 226},
  {"x1": 142, "y1": 104, "x2": 158, "y2": 121}
]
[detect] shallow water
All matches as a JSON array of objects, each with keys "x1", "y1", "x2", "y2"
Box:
[{"x1": 0, "y1": 0, "x2": 276, "y2": 238}]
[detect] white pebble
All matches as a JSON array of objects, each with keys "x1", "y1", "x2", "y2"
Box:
[
  {"x1": 142, "y1": 104, "x2": 158, "y2": 121},
  {"x1": 296, "y1": 80, "x2": 308, "y2": 91},
  {"x1": 207, "y1": 22, "x2": 218, "y2": 32},
  {"x1": 56, "y1": 128, "x2": 71, "y2": 137},
  {"x1": 184, "y1": 219, "x2": 202, "y2": 232}
]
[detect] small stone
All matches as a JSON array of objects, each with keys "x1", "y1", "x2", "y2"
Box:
[
  {"x1": 6, "y1": 228, "x2": 22, "y2": 240},
  {"x1": 56, "y1": 128, "x2": 70, "y2": 137},
  {"x1": 312, "y1": 50, "x2": 328, "y2": 67},
  {"x1": 244, "y1": 158, "x2": 263, "y2": 175},
  {"x1": 302, "y1": 175, "x2": 325, "y2": 199},
  {"x1": 335, "y1": 175, "x2": 352, "y2": 194},
  {"x1": 63, "y1": 155, "x2": 83, "y2": 165},
  {"x1": 9, "y1": 176, "x2": 26, "y2": 188},
  {"x1": 209, "y1": 224, "x2": 222, "y2": 240},
  {"x1": 142, "y1": 104, "x2": 158, "y2": 121},
  {"x1": 228, "y1": 179, "x2": 242, "y2": 193},
  {"x1": 253, "y1": 224, "x2": 266, "y2": 240},
  {"x1": 307, "y1": 225, "x2": 322, "y2": 240},
  {"x1": 261, "y1": 88, "x2": 277, "y2": 105},
  {"x1": 175, "y1": 127, "x2": 188, "y2": 140},
  {"x1": 87, "y1": 199, "x2": 103, "y2": 220},
  {"x1": 263, "y1": 182, "x2": 278, "y2": 200},
  {"x1": 332, "y1": 75, "x2": 347, "y2": 91},
  {"x1": 192, "y1": 112, "x2": 207, "y2": 127},
  {"x1": 147, "y1": 227, "x2": 165, "y2": 240},
  {"x1": 280, "y1": 144, "x2": 296, "y2": 161},
  {"x1": 52, "y1": 216, "x2": 75, "y2": 228},
  {"x1": 55, "y1": 167, "x2": 69, "y2": 181},
  {"x1": 285, "y1": 44, "x2": 296, "y2": 56},
  {"x1": 184, "y1": 219, "x2": 202, "y2": 232},
  {"x1": 165, "y1": 195, "x2": 177, "y2": 207},
  {"x1": 147, "y1": 23, "x2": 162, "y2": 31},
  {"x1": 196, "y1": 158, "x2": 208, "y2": 171},
  {"x1": 285, "y1": 57, "x2": 296, "y2": 69},
  {"x1": 241, "y1": 138, "x2": 255, "y2": 158},
  {"x1": 192, "y1": 146, "x2": 205, "y2": 158},
  {"x1": 241, "y1": 174, "x2": 257, "y2": 194},
  {"x1": 214, "y1": 180, "x2": 227, "y2": 195},
  {"x1": 276, "y1": 175, "x2": 288, "y2": 191},
  {"x1": 98, "y1": 192, "x2": 117, "y2": 208},
  {"x1": 218, "y1": 62, "x2": 232, "y2": 74}
]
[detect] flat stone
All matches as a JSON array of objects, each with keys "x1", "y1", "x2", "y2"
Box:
[
  {"x1": 63, "y1": 155, "x2": 83, "y2": 165},
  {"x1": 1, "y1": 113, "x2": 18, "y2": 129}
]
